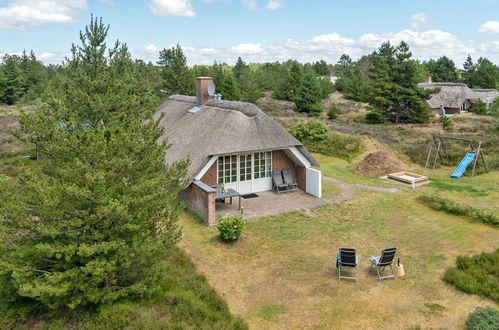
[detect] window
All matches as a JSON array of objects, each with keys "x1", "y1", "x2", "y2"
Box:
[
  {"x1": 218, "y1": 155, "x2": 237, "y2": 184},
  {"x1": 239, "y1": 154, "x2": 252, "y2": 181},
  {"x1": 254, "y1": 151, "x2": 272, "y2": 179}
]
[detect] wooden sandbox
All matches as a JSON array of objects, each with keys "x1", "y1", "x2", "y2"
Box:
[{"x1": 387, "y1": 171, "x2": 428, "y2": 184}]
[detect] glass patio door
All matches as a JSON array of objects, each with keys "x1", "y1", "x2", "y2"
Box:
[{"x1": 238, "y1": 154, "x2": 252, "y2": 194}]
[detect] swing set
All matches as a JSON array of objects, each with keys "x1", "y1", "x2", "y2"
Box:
[{"x1": 425, "y1": 136, "x2": 487, "y2": 177}]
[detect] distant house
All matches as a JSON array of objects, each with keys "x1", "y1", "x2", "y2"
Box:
[
  {"x1": 154, "y1": 77, "x2": 321, "y2": 225},
  {"x1": 418, "y1": 77, "x2": 499, "y2": 116}
]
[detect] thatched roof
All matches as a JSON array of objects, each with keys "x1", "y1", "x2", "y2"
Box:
[
  {"x1": 154, "y1": 95, "x2": 319, "y2": 178},
  {"x1": 418, "y1": 82, "x2": 499, "y2": 108},
  {"x1": 472, "y1": 89, "x2": 499, "y2": 105},
  {"x1": 418, "y1": 82, "x2": 475, "y2": 108}
]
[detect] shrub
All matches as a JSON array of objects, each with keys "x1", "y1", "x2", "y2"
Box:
[
  {"x1": 306, "y1": 132, "x2": 362, "y2": 161},
  {"x1": 217, "y1": 215, "x2": 245, "y2": 242},
  {"x1": 327, "y1": 105, "x2": 342, "y2": 119},
  {"x1": 308, "y1": 103, "x2": 323, "y2": 117},
  {"x1": 418, "y1": 195, "x2": 499, "y2": 227},
  {"x1": 365, "y1": 111, "x2": 384, "y2": 124},
  {"x1": 439, "y1": 116, "x2": 454, "y2": 130},
  {"x1": 469, "y1": 100, "x2": 488, "y2": 115},
  {"x1": 465, "y1": 307, "x2": 499, "y2": 330},
  {"x1": 487, "y1": 157, "x2": 499, "y2": 171},
  {"x1": 444, "y1": 249, "x2": 499, "y2": 302},
  {"x1": 288, "y1": 120, "x2": 329, "y2": 143}
]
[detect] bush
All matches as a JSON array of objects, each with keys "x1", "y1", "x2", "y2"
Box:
[
  {"x1": 487, "y1": 157, "x2": 499, "y2": 170},
  {"x1": 465, "y1": 306, "x2": 499, "y2": 330},
  {"x1": 308, "y1": 103, "x2": 323, "y2": 117},
  {"x1": 444, "y1": 249, "x2": 499, "y2": 302},
  {"x1": 365, "y1": 111, "x2": 384, "y2": 124},
  {"x1": 288, "y1": 120, "x2": 329, "y2": 143},
  {"x1": 440, "y1": 116, "x2": 454, "y2": 130},
  {"x1": 327, "y1": 105, "x2": 342, "y2": 119},
  {"x1": 418, "y1": 195, "x2": 499, "y2": 227},
  {"x1": 469, "y1": 100, "x2": 488, "y2": 115},
  {"x1": 217, "y1": 215, "x2": 245, "y2": 242}
]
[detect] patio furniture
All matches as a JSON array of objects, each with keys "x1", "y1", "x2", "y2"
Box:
[
  {"x1": 336, "y1": 248, "x2": 359, "y2": 283},
  {"x1": 216, "y1": 188, "x2": 242, "y2": 210},
  {"x1": 272, "y1": 170, "x2": 288, "y2": 195},
  {"x1": 369, "y1": 248, "x2": 397, "y2": 282},
  {"x1": 282, "y1": 169, "x2": 299, "y2": 192}
]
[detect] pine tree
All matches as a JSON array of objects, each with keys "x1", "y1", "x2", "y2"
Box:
[
  {"x1": 158, "y1": 44, "x2": 194, "y2": 96},
  {"x1": 287, "y1": 61, "x2": 303, "y2": 101},
  {"x1": 462, "y1": 55, "x2": 476, "y2": 86},
  {"x1": 294, "y1": 73, "x2": 322, "y2": 115},
  {"x1": 432, "y1": 56, "x2": 459, "y2": 82},
  {"x1": 218, "y1": 73, "x2": 241, "y2": 101},
  {"x1": 473, "y1": 57, "x2": 498, "y2": 89},
  {"x1": 233, "y1": 56, "x2": 248, "y2": 81},
  {"x1": 0, "y1": 16, "x2": 189, "y2": 313},
  {"x1": 2, "y1": 56, "x2": 23, "y2": 104}
]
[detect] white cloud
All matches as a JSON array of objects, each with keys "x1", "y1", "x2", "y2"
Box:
[
  {"x1": 0, "y1": 0, "x2": 88, "y2": 30},
  {"x1": 149, "y1": 0, "x2": 195, "y2": 17},
  {"x1": 21, "y1": 28, "x2": 499, "y2": 66},
  {"x1": 145, "y1": 44, "x2": 160, "y2": 54},
  {"x1": 478, "y1": 20, "x2": 499, "y2": 34},
  {"x1": 410, "y1": 12, "x2": 426, "y2": 29},
  {"x1": 265, "y1": 1, "x2": 282, "y2": 10},
  {"x1": 242, "y1": 0, "x2": 258, "y2": 10},
  {"x1": 230, "y1": 43, "x2": 264, "y2": 54}
]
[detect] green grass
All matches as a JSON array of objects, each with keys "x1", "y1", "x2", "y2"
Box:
[
  {"x1": 0, "y1": 248, "x2": 248, "y2": 330},
  {"x1": 444, "y1": 249, "x2": 499, "y2": 302},
  {"x1": 248, "y1": 304, "x2": 287, "y2": 321}
]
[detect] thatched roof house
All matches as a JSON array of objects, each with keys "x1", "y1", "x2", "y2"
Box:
[
  {"x1": 154, "y1": 77, "x2": 321, "y2": 225},
  {"x1": 418, "y1": 78, "x2": 499, "y2": 115}
]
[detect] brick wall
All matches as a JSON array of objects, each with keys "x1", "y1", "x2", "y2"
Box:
[
  {"x1": 272, "y1": 149, "x2": 306, "y2": 190},
  {"x1": 295, "y1": 165, "x2": 306, "y2": 190},
  {"x1": 178, "y1": 182, "x2": 216, "y2": 226},
  {"x1": 201, "y1": 161, "x2": 217, "y2": 186}
]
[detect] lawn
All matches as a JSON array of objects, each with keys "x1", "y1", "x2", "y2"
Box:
[{"x1": 179, "y1": 155, "x2": 499, "y2": 329}]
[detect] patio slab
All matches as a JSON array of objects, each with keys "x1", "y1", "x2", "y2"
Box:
[{"x1": 215, "y1": 190, "x2": 330, "y2": 219}]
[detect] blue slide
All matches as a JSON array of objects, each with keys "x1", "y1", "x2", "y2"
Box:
[{"x1": 451, "y1": 153, "x2": 476, "y2": 178}]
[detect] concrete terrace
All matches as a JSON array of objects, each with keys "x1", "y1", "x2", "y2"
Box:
[{"x1": 215, "y1": 190, "x2": 330, "y2": 219}]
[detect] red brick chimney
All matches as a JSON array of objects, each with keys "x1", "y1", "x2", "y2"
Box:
[
  {"x1": 425, "y1": 76, "x2": 432, "y2": 84},
  {"x1": 196, "y1": 77, "x2": 214, "y2": 105}
]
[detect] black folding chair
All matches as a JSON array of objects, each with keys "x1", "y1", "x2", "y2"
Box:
[
  {"x1": 336, "y1": 248, "x2": 359, "y2": 283},
  {"x1": 369, "y1": 248, "x2": 397, "y2": 282}
]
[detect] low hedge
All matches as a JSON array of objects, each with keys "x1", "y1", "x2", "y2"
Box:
[
  {"x1": 418, "y1": 195, "x2": 499, "y2": 227},
  {"x1": 465, "y1": 306, "x2": 499, "y2": 330}
]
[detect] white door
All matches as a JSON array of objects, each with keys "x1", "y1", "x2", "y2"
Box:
[{"x1": 238, "y1": 154, "x2": 252, "y2": 194}]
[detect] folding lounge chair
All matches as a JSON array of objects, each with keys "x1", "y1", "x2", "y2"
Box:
[
  {"x1": 336, "y1": 248, "x2": 359, "y2": 283},
  {"x1": 282, "y1": 169, "x2": 299, "y2": 192},
  {"x1": 369, "y1": 248, "x2": 397, "y2": 282},
  {"x1": 272, "y1": 170, "x2": 288, "y2": 195}
]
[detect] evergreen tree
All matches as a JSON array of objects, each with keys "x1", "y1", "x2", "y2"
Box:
[
  {"x1": 0, "y1": 16, "x2": 189, "y2": 313},
  {"x1": 369, "y1": 41, "x2": 430, "y2": 124},
  {"x1": 473, "y1": 57, "x2": 498, "y2": 89},
  {"x1": 158, "y1": 44, "x2": 194, "y2": 95},
  {"x1": 238, "y1": 70, "x2": 261, "y2": 103},
  {"x1": 18, "y1": 50, "x2": 48, "y2": 100},
  {"x1": 2, "y1": 56, "x2": 23, "y2": 104},
  {"x1": 313, "y1": 60, "x2": 331, "y2": 76},
  {"x1": 287, "y1": 61, "x2": 303, "y2": 101},
  {"x1": 232, "y1": 56, "x2": 248, "y2": 81},
  {"x1": 462, "y1": 55, "x2": 476, "y2": 86},
  {"x1": 431, "y1": 56, "x2": 459, "y2": 82},
  {"x1": 294, "y1": 73, "x2": 322, "y2": 115},
  {"x1": 218, "y1": 72, "x2": 241, "y2": 101}
]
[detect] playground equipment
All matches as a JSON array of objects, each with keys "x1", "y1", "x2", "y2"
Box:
[{"x1": 425, "y1": 136, "x2": 487, "y2": 177}]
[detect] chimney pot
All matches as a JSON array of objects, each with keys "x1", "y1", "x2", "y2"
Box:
[{"x1": 196, "y1": 76, "x2": 214, "y2": 105}]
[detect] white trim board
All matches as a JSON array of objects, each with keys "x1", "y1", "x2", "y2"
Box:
[
  {"x1": 286, "y1": 147, "x2": 311, "y2": 168},
  {"x1": 194, "y1": 155, "x2": 218, "y2": 181}
]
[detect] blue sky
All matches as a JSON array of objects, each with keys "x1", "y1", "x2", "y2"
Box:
[{"x1": 1, "y1": 0, "x2": 498, "y2": 65}]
